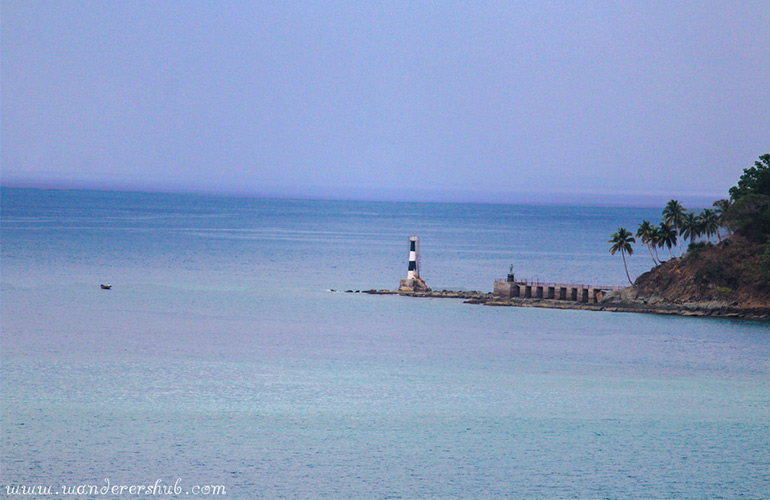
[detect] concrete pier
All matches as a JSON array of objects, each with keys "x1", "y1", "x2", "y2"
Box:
[
  {"x1": 494, "y1": 278, "x2": 621, "y2": 304},
  {"x1": 492, "y1": 280, "x2": 515, "y2": 298}
]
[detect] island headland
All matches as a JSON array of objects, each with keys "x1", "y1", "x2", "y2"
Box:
[{"x1": 359, "y1": 154, "x2": 770, "y2": 322}]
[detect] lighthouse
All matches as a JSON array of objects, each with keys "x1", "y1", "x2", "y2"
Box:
[
  {"x1": 399, "y1": 235, "x2": 431, "y2": 292},
  {"x1": 407, "y1": 235, "x2": 418, "y2": 279}
]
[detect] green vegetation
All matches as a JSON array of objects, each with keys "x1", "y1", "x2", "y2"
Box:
[
  {"x1": 700, "y1": 208, "x2": 719, "y2": 241},
  {"x1": 636, "y1": 220, "x2": 659, "y2": 265},
  {"x1": 761, "y1": 243, "x2": 770, "y2": 282},
  {"x1": 611, "y1": 154, "x2": 770, "y2": 293},
  {"x1": 608, "y1": 227, "x2": 635, "y2": 285},
  {"x1": 662, "y1": 199, "x2": 686, "y2": 255},
  {"x1": 685, "y1": 241, "x2": 712, "y2": 260},
  {"x1": 712, "y1": 199, "x2": 731, "y2": 241},
  {"x1": 724, "y1": 194, "x2": 770, "y2": 243},
  {"x1": 726, "y1": 154, "x2": 770, "y2": 244},
  {"x1": 729, "y1": 154, "x2": 770, "y2": 200},
  {"x1": 657, "y1": 222, "x2": 677, "y2": 259},
  {"x1": 680, "y1": 211, "x2": 700, "y2": 248}
]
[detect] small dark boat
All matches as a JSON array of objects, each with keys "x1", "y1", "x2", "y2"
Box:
[{"x1": 100, "y1": 284, "x2": 111, "y2": 290}]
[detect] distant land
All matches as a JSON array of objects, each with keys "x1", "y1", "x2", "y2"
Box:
[{"x1": 0, "y1": 179, "x2": 722, "y2": 208}]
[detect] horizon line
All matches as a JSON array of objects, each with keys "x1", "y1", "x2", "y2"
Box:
[{"x1": 0, "y1": 181, "x2": 727, "y2": 209}]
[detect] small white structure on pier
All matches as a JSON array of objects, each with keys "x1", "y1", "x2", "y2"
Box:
[{"x1": 399, "y1": 235, "x2": 431, "y2": 292}]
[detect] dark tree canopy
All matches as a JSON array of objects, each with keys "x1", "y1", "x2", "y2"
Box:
[
  {"x1": 722, "y1": 154, "x2": 770, "y2": 242},
  {"x1": 724, "y1": 194, "x2": 770, "y2": 243},
  {"x1": 729, "y1": 154, "x2": 770, "y2": 200}
]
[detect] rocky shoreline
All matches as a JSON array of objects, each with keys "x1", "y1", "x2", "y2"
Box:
[
  {"x1": 363, "y1": 289, "x2": 489, "y2": 300},
  {"x1": 359, "y1": 288, "x2": 770, "y2": 321}
]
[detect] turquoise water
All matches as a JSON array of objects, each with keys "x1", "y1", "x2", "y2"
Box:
[{"x1": 2, "y1": 188, "x2": 768, "y2": 499}]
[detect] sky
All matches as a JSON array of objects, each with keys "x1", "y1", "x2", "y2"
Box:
[{"x1": 2, "y1": 1, "x2": 769, "y2": 205}]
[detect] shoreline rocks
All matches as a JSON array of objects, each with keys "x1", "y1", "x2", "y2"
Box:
[{"x1": 363, "y1": 289, "x2": 491, "y2": 300}]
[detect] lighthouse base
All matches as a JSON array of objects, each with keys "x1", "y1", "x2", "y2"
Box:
[{"x1": 399, "y1": 277, "x2": 431, "y2": 293}]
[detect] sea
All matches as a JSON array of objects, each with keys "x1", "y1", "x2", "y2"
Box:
[{"x1": 1, "y1": 187, "x2": 768, "y2": 500}]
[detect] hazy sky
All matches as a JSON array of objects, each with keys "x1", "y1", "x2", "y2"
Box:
[{"x1": 2, "y1": 1, "x2": 769, "y2": 205}]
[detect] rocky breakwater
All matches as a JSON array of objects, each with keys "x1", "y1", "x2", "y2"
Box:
[
  {"x1": 364, "y1": 289, "x2": 493, "y2": 300},
  {"x1": 475, "y1": 288, "x2": 769, "y2": 320},
  {"x1": 362, "y1": 279, "x2": 770, "y2": 320}
]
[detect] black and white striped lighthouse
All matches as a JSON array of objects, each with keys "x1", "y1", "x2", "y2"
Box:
[
  {"x1": 399, "y1": 235, "x2": 430, "y2": 292},
  {"x1": 407, "y1": 235, "x2": 419, "y2": 280}
]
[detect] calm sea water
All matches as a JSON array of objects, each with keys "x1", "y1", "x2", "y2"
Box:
[{"x1": 2, "y1": 188, "x2": 768, "y2": 499}]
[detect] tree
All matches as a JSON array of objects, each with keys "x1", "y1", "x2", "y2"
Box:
[
  {"x1": 648, "y1": 225, "x2": 662, "y2": 263},
  {"x1": 723, "y1": 194, "x2": 770, "y2": 243},
  {"x1": 657, "y1": 222, "x2": 677, "y2": 259},
  {"x1": 662, "y1": 199, "x2": 686, "y2": 255},
  {"x1": 680, "y1": 211, "x2": 702, "y2": 248},
  {"x1": 609, "y1": 227, "x2": 635, "y2": 285},
  {"x1": 712, "y1": 199, "x2": 731, "y2": 241},
  {"x1": 724, "y1": 154, "x2": 770, "y2": 243},
  {"x1": 729, "y1": 154, "x2": 770, "y2": 200},
  {"x1": 699, "y1": 208, "x2": 719, "y2": 242},
  {"x1": 636, "y1": 220, "x2": 659, "y2": 265}
]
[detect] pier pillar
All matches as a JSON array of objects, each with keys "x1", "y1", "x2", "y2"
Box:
[
  {"x1": 493, "y1": 281, "x2": 510, "y2": 299},
  {"x1": 493, "y1": 281, "x2": 522, "y2": 299},
  {"x1": 491, "y1": 277, "x2": 613, "y2": 304}
]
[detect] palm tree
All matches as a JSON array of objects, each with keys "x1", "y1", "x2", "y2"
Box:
[
  {"x1": 712, "y1": 198, "x2": 732, "y2": 241},
  {"x1": 609, "y1": 227, "x2": 635, "y2": 285},
  {"x1": 662, "y1": 199, "x2": 686, "y2": 255},
  {"x1": 648, "y1": 224, "x2": 662, "y2": 263},
  {"x1": 657, "y1": 222, "x2": 677, "y2": 259},
  {"x1": 636, "y1": 220, "x2": 659, "y2": 265},
  {"x1": 699, "y1": 208, "x2": 720, "y2": 242},
  {"x1": 680, "y1": 211, "x2": 702, "y2": 248}
]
